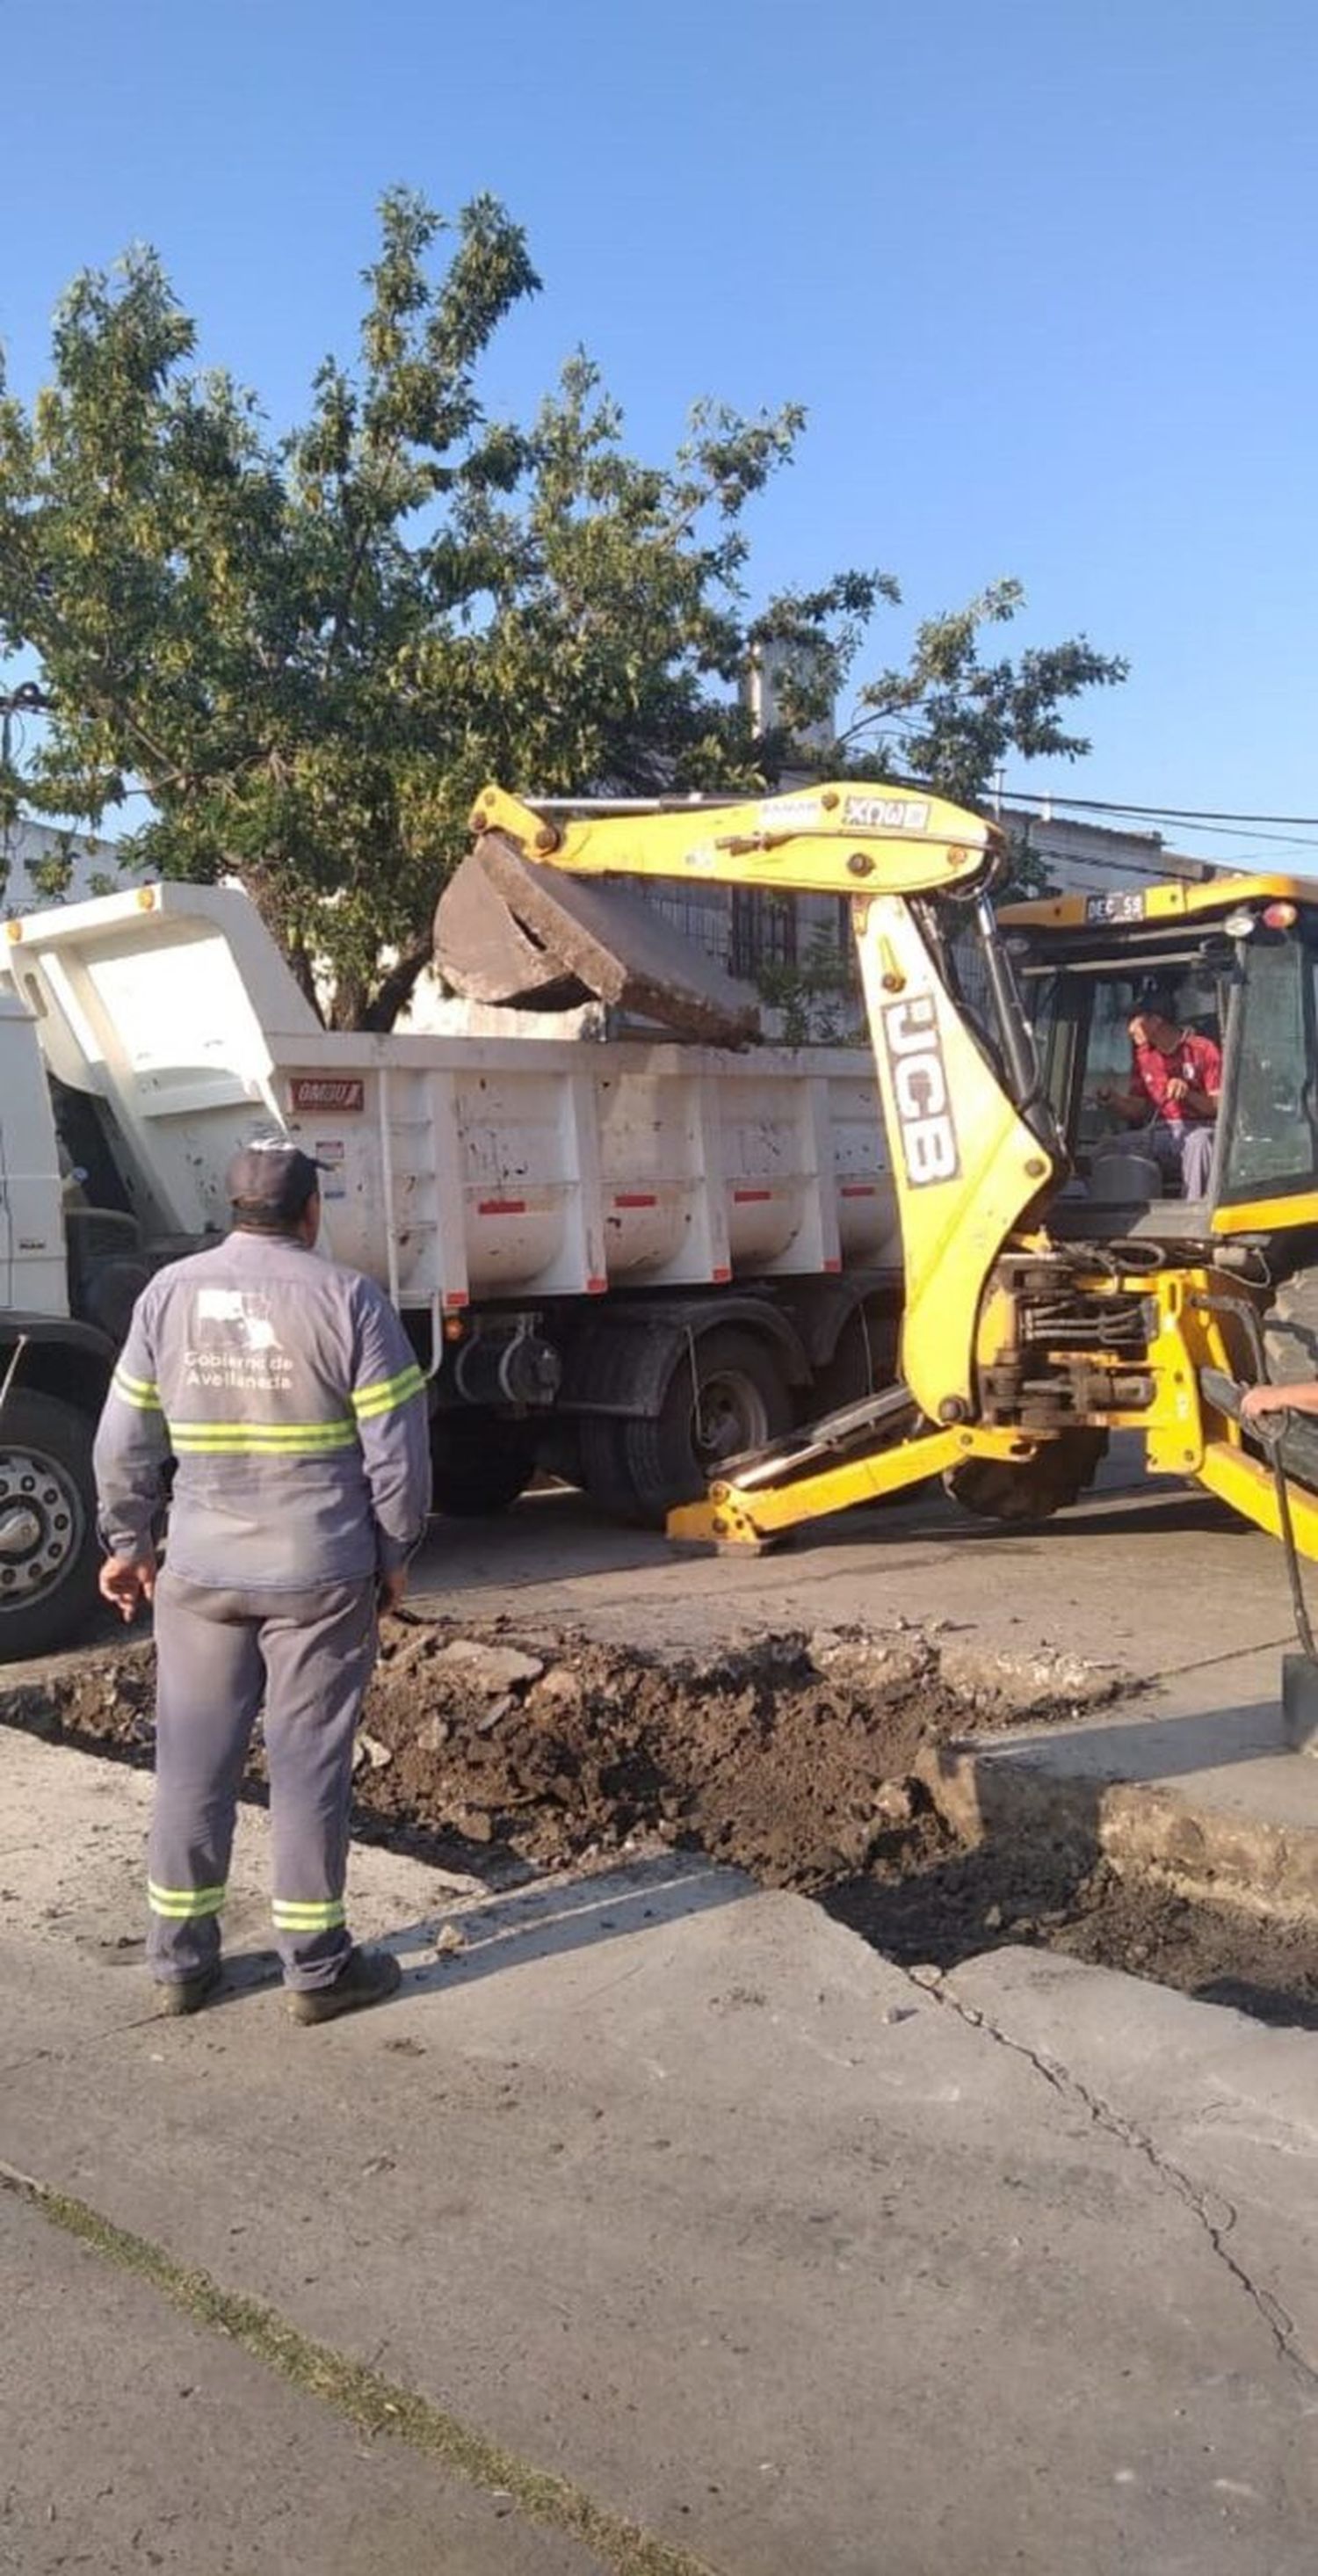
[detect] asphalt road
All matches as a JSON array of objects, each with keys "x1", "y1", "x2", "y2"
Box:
[{"x1": 407, "y1": 1440, "x2": 1300, "y2": 1692}]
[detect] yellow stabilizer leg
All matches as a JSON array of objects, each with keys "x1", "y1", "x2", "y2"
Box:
[
  {"x1": 667, "y1": 1424, "x2": 1040, "y2": 1551},
  {"x1": 1197, "y1": 1438, "x2": 1318, "y2": 1564}
]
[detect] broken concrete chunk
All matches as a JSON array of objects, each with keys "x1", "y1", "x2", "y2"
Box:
[
  {"x1": 433, "y1": 1640, "x2": 545, "y2": 1691},
  {"x1": 811, "y1": 1630, "x2": 934, "y2": 1695},
  {"x1": 353, "y1": 1731, "x2": 393, "y2": 1772},
  {"x1": 536, "y1": 1665, "x2": 581, "y2": 1703},
  {"x1": 873, "y1": 1778, "x2": 915, "y2": 1825},
  {"x1": 453, "y1": 832, "x2": 760, "y2": 1045},
  {"x1": 938, "y1": 1639, "x2": 1121, "y2": 1715},
  {"x1": 434, "y1": 851, "x2": 590, "y2": 1009}
]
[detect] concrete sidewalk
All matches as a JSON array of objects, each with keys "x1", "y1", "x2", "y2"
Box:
[
  {"x1": 3, "y1": 2189, "x2": 597, "y2": 2576},
  {"x1": 3, "y1": 1732, "x2": 1317, "y2": 2574},
  {"x1": 926, "y1": 1638, "x2": 1318, "y2": 1916}
]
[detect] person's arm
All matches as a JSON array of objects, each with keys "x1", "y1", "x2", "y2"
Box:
[
  {"x1": 1170, "y1": 1035, "x2": 1221, "y2": 1117},
  {"x1": 91, "y1": 1291, "x2": 169, "y2": 1620},
  {"x1": 1096, "y1": 1083, "x2": 1148, "y2": 1124},
  {"x1": 350, "y1": 1283, "x2": 432, "y2": 1608},
  {"x1": 1241, "y1": 1379, "x2": 1318, "y2": 1423}
]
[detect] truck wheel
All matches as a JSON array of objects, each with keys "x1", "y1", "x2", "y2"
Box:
[
  {"x1": 808, "y1": 1300, "x2": 899, "y2": 1416},
  {"x1": 1260, "y1": 1269, "x2": 1318, "y2": 1487},
  {"x1": 944, "y1": 1430, "x2": 1108, "y2": 1526},
  {"x1": 0, "y1": 1390, "x2": 101, "y2": 1661},
  {"x1": 430, "y1": 1413, "x2": 537, "y2": 1518},
  {"x1": 582, "y1": 1327, "x2": 793, "y2": 1526}
]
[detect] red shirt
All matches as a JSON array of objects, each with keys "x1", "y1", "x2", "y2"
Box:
[{"x1": 1131, "y1": 1029, "x2": 1220, "y2": 1124}]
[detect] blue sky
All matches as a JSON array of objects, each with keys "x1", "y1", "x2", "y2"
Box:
[{"x1": 4, "y1": 0, "x2": 1316, "y2": 866}]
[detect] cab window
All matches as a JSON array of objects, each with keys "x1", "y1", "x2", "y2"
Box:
[
  {"x1": 1028, "y1": 964, "x2": 1225, "y2": 1174},
  {"x1": 1220, "y1": 936, "x2": 1318, "y2": 1199}
]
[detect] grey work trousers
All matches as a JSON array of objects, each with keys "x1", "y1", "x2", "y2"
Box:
[
  {"x1": 147, "y1": 1570, "x2": 378, "y2": 1991},
  {"x1": 1144, "y1": 1118, "x2": 1214, "y2": 1198}
]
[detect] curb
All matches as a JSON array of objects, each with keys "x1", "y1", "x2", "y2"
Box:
[{"x1": 916, "y1": 1741, "x2": 1318, "y2": 1924}]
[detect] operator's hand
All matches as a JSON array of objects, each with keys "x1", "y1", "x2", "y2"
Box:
[
  {"x1": 1096, "y1": 1083, "x2": 1114, "y2": 1103},
  {"x1": 1241, "y1": 1383, "x2": 1299, "y2": 1423},
  {"x1": 98, "y1": 1549, "x2": 157, "y2": 1622},
  {"x1": 377, "y1": 1565, "x2": 409, "y2": 1615},
  {"x1": 1164, "y1": 1076, "x2": 1190, "y2": 1103}
]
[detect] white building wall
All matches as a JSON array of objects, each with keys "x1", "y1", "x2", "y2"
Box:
[{"x1": 1, "y1": 816, "x2": 131, "y2": 916}]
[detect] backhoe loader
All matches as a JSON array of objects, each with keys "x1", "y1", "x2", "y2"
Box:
[{"x1": 467, "y1": 780, "x2": 1318, "y2": 1556}]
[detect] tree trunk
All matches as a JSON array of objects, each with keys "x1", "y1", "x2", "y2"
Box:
[{"x1": 359, "y1": 938, "x2": 434, "y2": 1033}]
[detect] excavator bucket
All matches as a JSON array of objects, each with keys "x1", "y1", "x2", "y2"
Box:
[{"x1": 435, "y1": 832, "x2": 760, "y2": 1044}]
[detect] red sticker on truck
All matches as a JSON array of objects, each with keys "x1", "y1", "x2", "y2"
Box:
[{"x1": 289, "y1": 1077, "x2": 365, "y2": 1114}]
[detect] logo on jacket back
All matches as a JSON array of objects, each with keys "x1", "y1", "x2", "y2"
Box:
[
  {"x1": 879, "y1": 995, "x2": 960, "y2": 1187},
  {"x1": 185, "y1": 1289, "x2": 293, "y2": 1392}
]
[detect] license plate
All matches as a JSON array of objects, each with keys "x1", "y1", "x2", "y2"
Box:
[{"x1": 1083, "y1": 889, "x2": 1147, "y2": 925}]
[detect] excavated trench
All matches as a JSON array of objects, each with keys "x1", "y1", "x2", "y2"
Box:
[{"x1": 4, "y1": 1615, "x2": 1317, "y2": 2029}]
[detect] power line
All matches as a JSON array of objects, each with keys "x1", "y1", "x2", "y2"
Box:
[{"x1": 1004, "y1": 785, "x2": 1318, "y2": 831}]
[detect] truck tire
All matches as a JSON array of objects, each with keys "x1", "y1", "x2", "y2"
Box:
[
  {"x1": 582, "y1": 1326, "x2": 793, "y2": 1526},
  {"x1": 0, "y1": 1390, "x2": 101, "y2": 1660},
  {"x1": 807, "y1": 1299, "x2": 899, "y2": 1416},
  {"x1": 1261, "y1": 1268, "x2": 1318, "y2": 1488},
  {"x1": 430, "y1": 1412, "x2": 537, "y2": 1518},
  {"x1": 944, "y1": 1429, "x2": 1108, "y2": 1527}
]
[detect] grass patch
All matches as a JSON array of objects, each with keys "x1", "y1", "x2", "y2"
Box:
[{"x1": 0, "y1": 2155, "x2": 721, "y2": 2576}]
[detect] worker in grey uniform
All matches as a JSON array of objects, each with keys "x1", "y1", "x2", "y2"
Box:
[{"x1": 93, "y1": 1139, "x2": 432, "y2": 2022}]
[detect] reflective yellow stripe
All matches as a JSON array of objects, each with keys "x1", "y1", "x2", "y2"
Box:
[
  {"x1": 148, "y1": 1879, "x2": 227, "y2": 1920},
  {"x1": 115, "y1": 1365, "x2": 159, "y2": 1397},
  {"x1": 272, "y1": 1898, "x2": 347, "y2": 1930},
  {"x1": 113, "y1": 1367, "x2": 163, "y2": 1411},
  {"x1": 168, "y1": 1418, "x2": 356, "y2": 1454},
  {"x1": 351, "y1": 1364, "x2": 426, "y2": 1421}
]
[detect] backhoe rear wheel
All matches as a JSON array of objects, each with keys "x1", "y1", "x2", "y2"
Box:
[
  {"x1": 944, "y1": 1430, "x2": 1108, "y2": 1527},
  {"x1": 1261, "y1": 1267, "x2": 1318, "y2": 1489},
  {"x1": 1264, "y1": 1266, "x2": 1318, "y2": 1383}
]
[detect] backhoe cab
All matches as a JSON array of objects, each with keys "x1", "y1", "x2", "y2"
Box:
[{"x1": 468, "y1": 784, "x2": 1318, "y2": 1559}]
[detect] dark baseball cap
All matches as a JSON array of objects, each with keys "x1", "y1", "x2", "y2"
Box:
[{"x1": 226, "y1": 1139, "x2": 324, "y2": 1222}]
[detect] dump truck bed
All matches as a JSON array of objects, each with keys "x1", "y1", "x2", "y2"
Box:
[{"x1": 1, "y1": 882, "x2": 894, "y2": 1317}]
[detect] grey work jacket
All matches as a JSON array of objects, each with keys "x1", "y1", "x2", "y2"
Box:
[{"x1": 93, "y1": 1229, "x2": 432, "y2": 1591}]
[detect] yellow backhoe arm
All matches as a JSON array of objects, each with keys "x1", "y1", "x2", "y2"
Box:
[
  {"x1": 470, "y1": 780, "x2": 996, "y2": 900},
  {"x1": 469, "y1": 780, "x2": 1061, "y2": 1433}
]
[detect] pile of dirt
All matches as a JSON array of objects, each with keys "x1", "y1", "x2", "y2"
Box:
[
  {"x1": 0, "y1": 1613, "x2": 1107, "y2": 1887},
  {"x1": 824, "y1": 1836, "x2": 1318, "y2": 2028},
  {"x1": 359, "y1": 1619, "x2": 1076, "y2": 1883},
  {"x1": 9, "y1": 1613, "x2": 1315, "y2": 2026}
]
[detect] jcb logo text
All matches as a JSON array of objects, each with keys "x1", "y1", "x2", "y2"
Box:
[{"x1": 880, "y1": 995, "x2": 960, "y2": 1187}]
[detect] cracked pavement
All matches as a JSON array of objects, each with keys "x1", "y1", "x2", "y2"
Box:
[
  {"x1": 932, "y1": 1963, "x2": 1318, "y2": 2398},
  {"x1": 3, "y1": 1729, "x2": 1317, "y2": 2574}
]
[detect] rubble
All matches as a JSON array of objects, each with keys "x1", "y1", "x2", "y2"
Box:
[{"x1": 436, "y1": 832, "x2": 760, "y2": 1045}]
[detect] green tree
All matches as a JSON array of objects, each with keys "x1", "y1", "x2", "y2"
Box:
[
  {"x1": 0, "y1": 190, "x2": 1126, "y2": 1028},
  {"x1": 830, "y1": 579, "x2": 1126, "y2": 809}
]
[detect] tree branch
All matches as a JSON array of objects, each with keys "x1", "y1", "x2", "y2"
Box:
[{"x1": 361, "y1": 934, "x2": 434, "y2": 1033}]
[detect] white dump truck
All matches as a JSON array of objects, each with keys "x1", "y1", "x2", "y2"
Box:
[{"x1": 0, "y1": 878, "x2": 897, "y2": 1656}]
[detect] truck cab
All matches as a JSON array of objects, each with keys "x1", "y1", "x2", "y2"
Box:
[{"x1": 0, "y1": 991, "x2": 134, "y2": 1655}]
